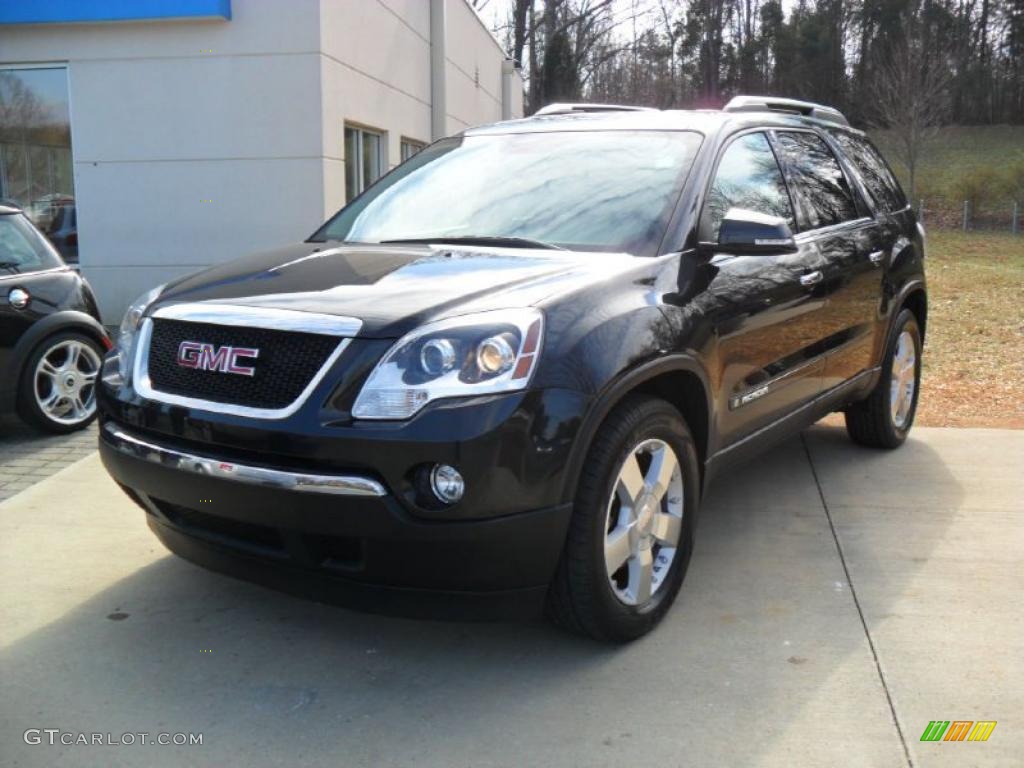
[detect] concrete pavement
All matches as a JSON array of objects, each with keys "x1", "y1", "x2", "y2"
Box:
[
  {"x1": 0, "y1": 425, "x2": 1020, "y2": 767},
  {"x1": 0, "y1": 418, "x2": 98, "y2": 502}
]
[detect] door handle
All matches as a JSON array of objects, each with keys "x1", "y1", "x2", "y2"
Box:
[
  {"x1": 799, "y1": 270, "x2": 823, "y2": 287},
  {"x1": 868, "y1": 250, "x2": 886, "y2": 266}
]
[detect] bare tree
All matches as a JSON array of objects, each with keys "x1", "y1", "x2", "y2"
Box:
[
  {"x1": 503, "y1": 0, "x2": 645, "y2": 112},
  {"x1": 658, "y1": 0, "x2": 683, "y2": 105},
  {"x1": 874, "y1": 36, "x2": 951, "y2": 199},
  {"x1": 484, "y1": 0, "x2": 1021, "y2": 127},
  {"x1": 0, "y1": 73, "x2": 49, "y2": 142},
  {"x1": 510, "y1": 0, "x2": 531, "y2": 67}
]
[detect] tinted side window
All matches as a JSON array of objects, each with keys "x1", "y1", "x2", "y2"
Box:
[
  {"x1": 773, "y1": 131, "x2": 859, "y2": 231},
  {"x1": 828, "y1": 131, "x2": 907, "y2": 213},
  {"x1": 702, "y1": 132, "x2": 794, "y2": 241}
]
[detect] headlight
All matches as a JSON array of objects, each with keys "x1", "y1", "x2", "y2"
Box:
[
  {"x1": 352, "y1": 309, "x2": 543, "y2": 419},
  {"x1": 107, "y1": 284, "x2": 165, "y2": 385}
]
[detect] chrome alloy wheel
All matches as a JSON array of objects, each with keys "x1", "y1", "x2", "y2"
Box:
[
  {"x1": 604, "y1": 438, "x2": 684, "y2": 606},
  {"x1": 890, "y1": 330, "x2": 917, "y2": 429},
  {"x1": 33, "y1": 339, "x2": 101, "y2": 426}
]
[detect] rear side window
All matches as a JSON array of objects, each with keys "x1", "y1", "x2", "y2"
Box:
[
  {"x1": 829, "y1": 131, "x2": 907, "y2": 213},
  {"x1": 701, "y1": 132, "x2": 794, "y2": 241},
  {"x1": 773, "y1": 131, "x2": 859, "y2": 231}
]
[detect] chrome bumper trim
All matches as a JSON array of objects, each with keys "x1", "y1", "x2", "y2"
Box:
[{"x1": 102, "y1": 422, "x2": 387, "y2": 497}]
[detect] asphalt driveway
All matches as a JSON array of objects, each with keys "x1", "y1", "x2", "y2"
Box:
[{"x1": 0, "y1": 425, "x2": 1020, "y2": 767}]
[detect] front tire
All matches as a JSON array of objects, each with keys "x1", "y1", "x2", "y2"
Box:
[
  {"x1": 547, "y1": 395, "x2": 700, "y2": 642},
  {"x1": 845, "y1": 309, "x2": 922, "y2": 449},
  {"x1": 17, "y1": 331, "x2": 103, "y2": 434}
]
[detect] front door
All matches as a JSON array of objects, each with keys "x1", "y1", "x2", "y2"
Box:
[
  {"x1": 0, "y1": 212, "x2": 77, "y2": 393},
  {"x1": 694, "y1": 131, "x2": 831, "y2": 448}
]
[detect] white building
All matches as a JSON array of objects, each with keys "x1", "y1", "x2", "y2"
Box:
[{"x1": 0, "y1": 0, "x2": 523, "y2": 320}]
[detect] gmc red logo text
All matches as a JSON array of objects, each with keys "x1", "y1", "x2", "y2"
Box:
[{"x1": 177, "y1": 341, "x2": 259, "y2": 377}]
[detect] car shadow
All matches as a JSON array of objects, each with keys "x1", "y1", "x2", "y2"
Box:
[
  {"x1": 0, "y1": 414, "x2": 98, "y2": 456},
  {"x1": 0, "y1": 424, "x2": 962, "y2": 766}
]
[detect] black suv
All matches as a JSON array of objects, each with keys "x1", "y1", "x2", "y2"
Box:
[
  {"x1": 1, "y1": 203, "x2": 109, "y2": 433},
  {"x1": 97, "y1": 97, "x2": 926, "y2": 641}
]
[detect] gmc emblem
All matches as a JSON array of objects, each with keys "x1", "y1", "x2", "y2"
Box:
[{"x1": 177, "y1": 341, "x2": 259, "y2": 377}]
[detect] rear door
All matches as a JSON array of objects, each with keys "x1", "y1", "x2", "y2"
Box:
[
  {"x1": 826, "y1": 130, "x2": 913, "y2": 378},
  {"x1": 771, "y1": 129, "x2": 878, "y2": 389},
  {"x1": 697, "y1": 130, "x2": 830, "y2": 447}
]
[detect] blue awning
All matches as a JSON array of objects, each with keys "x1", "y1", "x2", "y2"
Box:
[{"x1": 1, "y1": 0, "x2": 231, "y2": 25}]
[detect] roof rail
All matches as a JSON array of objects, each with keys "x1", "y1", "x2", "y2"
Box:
[
  {"x1": 534, "y1": 102, "x2": 657, "y2": 116},
  {"x1": 723, "y1": 95, "x2": 849, "y2": 127}
]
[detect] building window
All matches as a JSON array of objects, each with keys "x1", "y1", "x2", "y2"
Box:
[
  {"x1": 0, "y1": 66, "x2": 78, "y2": 262},
  {"x1": 344, "y1": 125, "x2": 384, "y2": 203},
  {"x1": 400, "y1": 138, "x2": 426, "y2": 163}
]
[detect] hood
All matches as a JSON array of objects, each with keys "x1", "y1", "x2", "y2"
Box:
[{"x1": 153, "y1": 242, "x2": 644, "y2": 337}]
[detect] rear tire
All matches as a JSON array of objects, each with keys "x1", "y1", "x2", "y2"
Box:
[
  {"x1": 845, "y1": 309, "x2": 922, "y2": 449},
  {"x1": 546, "y1": 395, "x2": 700, "y2": 642}
]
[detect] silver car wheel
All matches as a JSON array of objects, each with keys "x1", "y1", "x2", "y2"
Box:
[
  {"x1": 34, "y1": 339, "x2": 101, "y2": 426},
  {"x1": 890, "y1": 330, "x2": 917, "y2": 429},
  {"x1": 604, "y1": 438, "x2": 684, "y2": 606}
]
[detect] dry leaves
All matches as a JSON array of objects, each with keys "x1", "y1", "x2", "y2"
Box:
[{"x1": 912, "y1": 230, "x2": 1023, "y2": 428}]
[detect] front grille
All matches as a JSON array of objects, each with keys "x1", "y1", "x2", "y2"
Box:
[{"x1": 147, "y1": 319, "x2": 340, "y2": 409}]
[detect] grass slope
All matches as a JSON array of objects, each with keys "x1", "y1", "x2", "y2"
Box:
[
  {"x1": 870, "y1": 125, "x2": 1024, "y2": 203},
  {"x1": 819, "y1": 230, "x2": 1023, "y2": 429},
  {"x1": 913, "y1": 230, "x2": 1023, "y2": 428}
]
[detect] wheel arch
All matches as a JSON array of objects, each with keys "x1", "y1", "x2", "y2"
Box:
[
  {"x1": 561, "y1": 355, "x2": 713, "y2": 504},
  {"x1": 900, "y1": 286, "x2": 928, "y2": 342},
  {"x1": 876, "y1": 280, "x2": 927, "y2": 375},
  {"x1": 4, "y1": 312, "x2": 111, "y2": 412}
]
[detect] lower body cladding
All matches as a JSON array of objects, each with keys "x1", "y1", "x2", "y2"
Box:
[{"x1": 99, "y1": 421, "x2": 574, "y2": 620}]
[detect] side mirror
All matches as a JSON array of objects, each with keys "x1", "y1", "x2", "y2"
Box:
[{"x1": 716, "y1": 208, "x2": 797, "y2": 254}]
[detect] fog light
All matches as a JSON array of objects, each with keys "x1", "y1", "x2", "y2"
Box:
[{"x1": 430, "y1": 464, "x2": 465, "y2": 504}]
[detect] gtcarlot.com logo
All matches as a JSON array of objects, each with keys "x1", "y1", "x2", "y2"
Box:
[
  {"x1": 24, "y1": 729, "x2": 203, "y2": 746},
  {"x1": 920, "y1": 720, "x2": 996, "y2": 742}
]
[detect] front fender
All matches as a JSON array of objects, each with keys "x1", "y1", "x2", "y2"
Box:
[{"x1": 558, "y1": 353, "x2": 711, "y2": 504}]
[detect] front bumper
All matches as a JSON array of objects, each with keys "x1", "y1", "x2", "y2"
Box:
[
  {"x1": 100, "y1": 420, "x2": 574, "y2": 618},
  {"x1": 103, "y1": 423, "x2": 388, "y2": 497}
]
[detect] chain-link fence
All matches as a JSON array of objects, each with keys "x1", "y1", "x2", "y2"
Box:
[{"x1": 914, "y1": 196, "x2": 1022, "y2": 233}]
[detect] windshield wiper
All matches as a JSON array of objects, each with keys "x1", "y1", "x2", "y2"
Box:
[
  {"x1": 0, "y1": 261, "x2": 21, "y2": 273},
  {"x1": 380, "y1": 235, "x2": 565, "y2": 251}
]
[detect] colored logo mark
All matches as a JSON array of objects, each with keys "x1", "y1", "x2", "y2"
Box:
[{"x1": 920, "y1": 721, "x2": 996, "y2": 742}]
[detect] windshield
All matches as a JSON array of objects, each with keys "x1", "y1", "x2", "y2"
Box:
[
  {"x1": 0, "y1": 213, "x2": 64, "y2": 274},
  {"x1": 312, "y1": 130, "x2": 703, "y2": 255}
]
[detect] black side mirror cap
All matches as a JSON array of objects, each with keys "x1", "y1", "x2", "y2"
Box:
[{"x1": 715, "y1": 208, "x2": 797, "y2": 254}]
